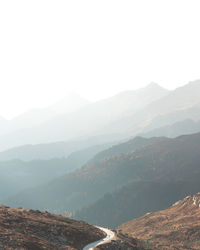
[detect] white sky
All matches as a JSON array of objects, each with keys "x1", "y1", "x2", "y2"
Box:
[{"x1": 0, "y1": 0, "x2": 200, "y2": 118}]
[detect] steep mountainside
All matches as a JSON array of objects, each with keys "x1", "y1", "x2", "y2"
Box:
[
  {"x1": 0, "y1": 205, "x2": 105, "y2": 250},
  {"x1": 119, "y1": 192, "x2": 200, "y2": 249},
  {"x1": 5, "y1": 133, "x2": 200, "y2": 217},
  {"x1": 75, "y1": 180, "x2": 200, "y2": 228},
  {"x1": 90, "y1": 136, "x2": 167, "y2": 163}
]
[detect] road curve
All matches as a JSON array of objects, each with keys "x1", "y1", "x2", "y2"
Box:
[{"x1": 83, "y1": 226, "x2": 115, "y2": 250}]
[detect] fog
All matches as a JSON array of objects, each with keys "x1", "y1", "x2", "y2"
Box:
[{"x1": 0, "y1": 0, "x2": 200, "y2": 118}]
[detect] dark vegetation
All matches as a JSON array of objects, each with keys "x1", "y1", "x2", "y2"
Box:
[{"x1": 5, "y1": 132, "x2": 200, "y2": 228}]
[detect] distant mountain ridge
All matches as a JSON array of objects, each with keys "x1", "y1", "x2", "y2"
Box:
[
  {"x1": 4, "y1": 135, "x2": 168, "y2": 211},
  {"x1": 47, "y1": 93, "x2": 90, "y2": 114},
  {"x1": 0, "y1": 83, "x2": 169, "y2": 151},
  {"x1": 141, "y1": 119, "x2": 200, "y2": 138},
  {"x1": 0, "y1": 142, "x2": 113, "y2": 200},
  {"x1": 101, "y1": 80, "x2": 200, "y2": 136},
  {"x1": 0, "y1": 135, "x2": 116, "y2": 161},
  {"x1": 0, "y1": 80, "x2": 200, "y2": 152},
  {"x1": 1, "y1": 118, "x2": 200, "y2": 162},
  {"x1": 0, "y1": 94, "x2": 89, "y2": 137}
]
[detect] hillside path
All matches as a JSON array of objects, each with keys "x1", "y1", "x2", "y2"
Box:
[{"x1": 83, "y1": 226, "x2": 115, "y2": 250}]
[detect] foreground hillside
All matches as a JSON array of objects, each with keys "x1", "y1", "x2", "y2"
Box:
[
  {"x1": 0, "y1": 205, "x2": 105, "y2": 249},
  {"x1": 119, "y1": 192, "x2": 200, "y2": 249}
]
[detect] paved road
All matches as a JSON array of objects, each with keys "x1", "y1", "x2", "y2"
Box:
[{"x1": 83, "y1": 226, "x2": 115, "y2": 250}]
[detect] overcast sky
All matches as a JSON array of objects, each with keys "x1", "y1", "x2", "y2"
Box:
[{"x1": 0, "y1": 0, "x2": 200, "y2": 118}]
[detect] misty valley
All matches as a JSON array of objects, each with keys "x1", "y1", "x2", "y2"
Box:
[{"x1": 0, "y1": 81, "x2": 200, "y2": 249}]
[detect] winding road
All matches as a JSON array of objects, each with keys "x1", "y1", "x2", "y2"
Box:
[{"x1": 83, "y1": 226, "x2": 115, "y2": 250}]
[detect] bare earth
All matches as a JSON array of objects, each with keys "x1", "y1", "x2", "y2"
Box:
[
  {"x1": 0, "y1": 205, "x2": 105, "y2": 250},
  {"x1": 119, "y1": 192, "x2": 200, "y2": 249}
]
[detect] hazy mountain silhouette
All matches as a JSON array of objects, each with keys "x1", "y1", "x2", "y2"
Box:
[
  {"x1": 142, "y1": 103, "x2": 200, "y2": 133},
  {"x1": 0, "y1": 83, "x2": 168, "y2": 151},
  {"x1": 1, "y1": 117, "x2": 200, "y2": 162},
  {"x1": 47, "y1": 93, "x2": 90, "y2": 114},
  {"x1": 0, "y1": 143, "x2": 112, "y2": 200},
  {"x1": 0, "y1": 94, "x2": 89, "y2": 137},
  {"x1": 141, "y1": 119, "x2": 200, "y2": 138},
  {"x1": 0, "y1": 116, "x2": 8, "y2": 134},
  {"x1": 101, "y1": 80, "x2": 200, "y2": 136},
  {"x1": 0, "y1": 135, "x2": 118, "y2": 161}
]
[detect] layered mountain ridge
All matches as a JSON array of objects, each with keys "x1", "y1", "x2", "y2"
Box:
[
  {"x1": 0, "y1": 83, "x2": 169, "y2": 151},
  {"x1": 5, "y1": 132, "x2": 200, "y2": 229}
]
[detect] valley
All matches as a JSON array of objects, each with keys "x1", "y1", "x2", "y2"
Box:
[{"x1": 0, "y1": 80, "x2": 200, "y2": 249}]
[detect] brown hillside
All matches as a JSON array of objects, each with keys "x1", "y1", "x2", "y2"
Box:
[
  {"x1": 0, "y1": 205, "x2": 105, "y2": 250},
  {"x1": 119, "y1": 192, "x2": 200, "y2": 249}
]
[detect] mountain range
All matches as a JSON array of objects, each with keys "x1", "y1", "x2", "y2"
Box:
[
  {"x1": 0, "y1": 82, "x2": 168, "y2": 151},
  {"x1": 0, "y1": 94, "x2": 89, "y2": 141},
  {"x1": 4, "y1": 132, "x2": 200, "y2": 229},
  {"x1": 1, "y1": 81, "x2": 200, "y2": 161},
  {"x1": 1, "y1": 80, "x2": 200, "y2": 248},
  {"x1": 0, "y1": 142, "x2": 112, "y2": 200}
]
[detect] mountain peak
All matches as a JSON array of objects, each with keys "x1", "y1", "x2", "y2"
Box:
[
  {"x1": 140, "y1": 82, "x2": 169, "y2": 95},
  {"x1": 146, "y1": 82, "x2": 162, "y2": 89},
  {"x1": 173, "y1": 192, "x2": 200, "y2": 209},
  {"x1": 48, "y1": 93, "x2": 90, "y2": 114}
]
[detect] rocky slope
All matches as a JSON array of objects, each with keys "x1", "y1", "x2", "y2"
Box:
[
  {"x1": 119, "y1": 192, "x2": 200, "y2": 249},
  {"x1": 0, "y1": 205, "x2": 105, "y2": 249}
]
